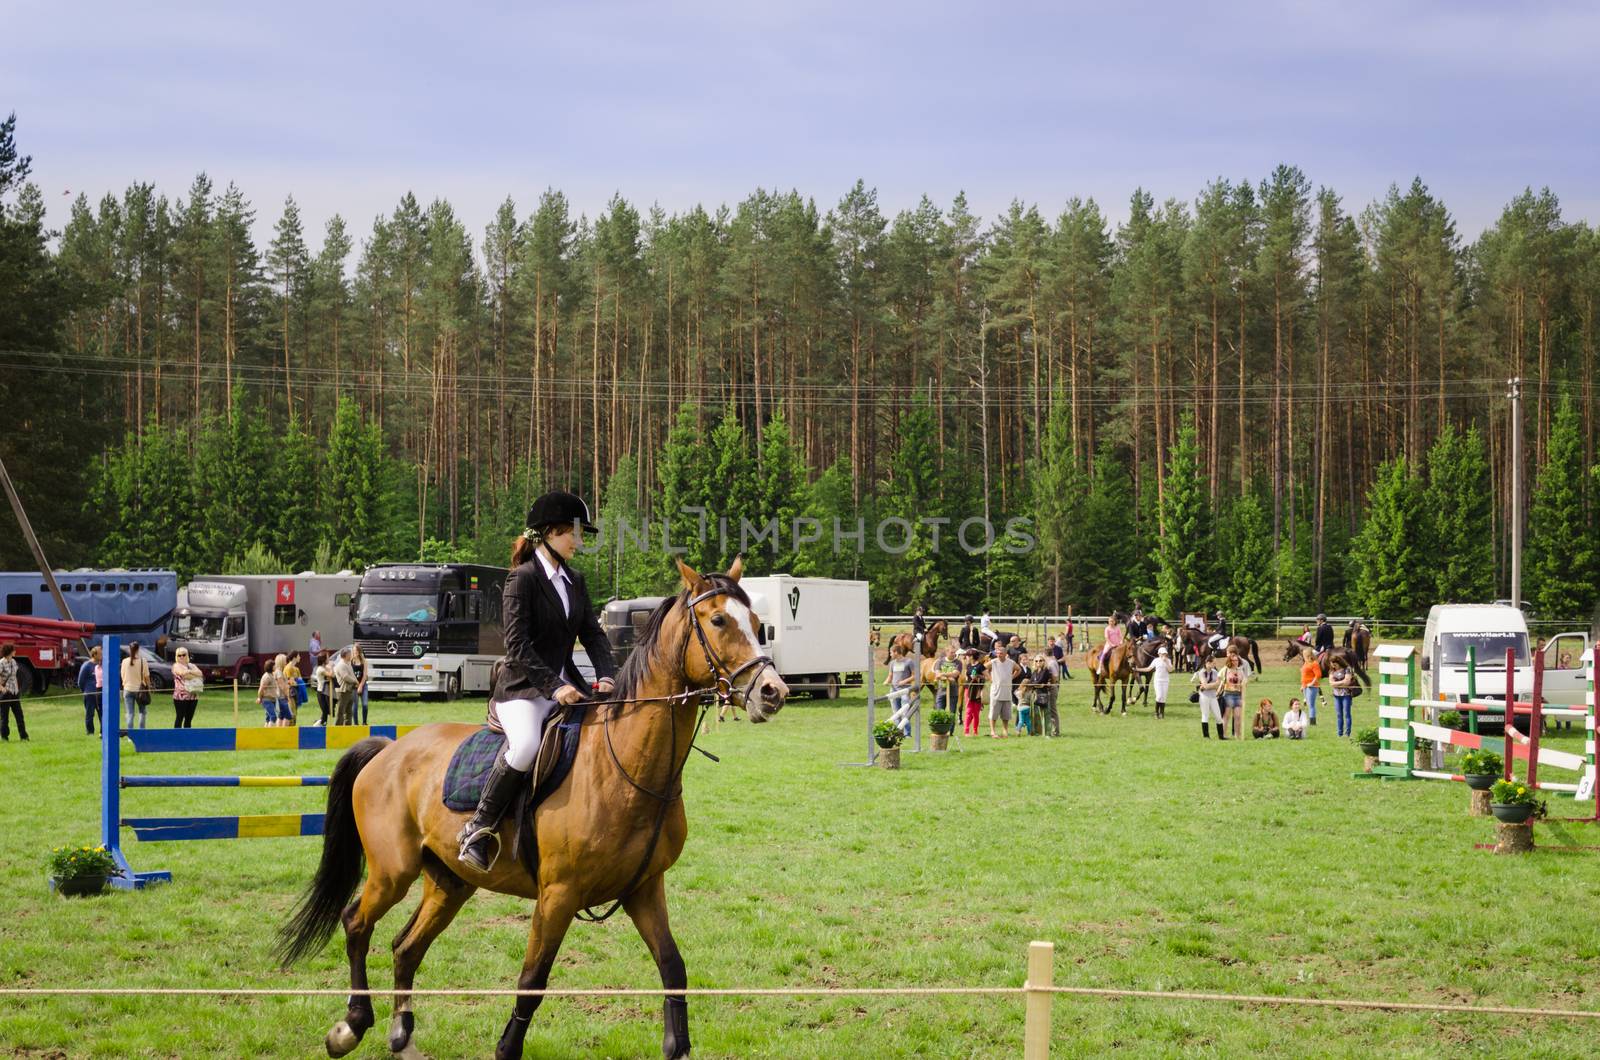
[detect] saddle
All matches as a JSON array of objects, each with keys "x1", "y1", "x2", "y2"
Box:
[
  {"x1": 1207, "y1": 634, "x2": 1230, "y2": 652},
  {"x1": 442, "y1": 706, "x2": 587, "y2": 874}
]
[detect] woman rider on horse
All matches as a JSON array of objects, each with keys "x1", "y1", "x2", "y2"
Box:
[
  {"x1": 1099, "y1": 611, "x2": 1126, "y2": 670},
  {"x1": 457, "y1": 490, "x2": 618, "y2": 872}
]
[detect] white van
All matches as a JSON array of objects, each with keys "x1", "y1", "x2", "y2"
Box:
[{"x1": 1421, "y1": 605, "x2": 1591, "y2": 723}]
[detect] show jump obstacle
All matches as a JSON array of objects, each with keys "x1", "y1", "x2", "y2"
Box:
[
  {"x1": 1357, "y1": 641, "x2": 1598, "y2": 826},
  {"x1": 98, "y1": 634, "x2": 415, "y2": 889}
]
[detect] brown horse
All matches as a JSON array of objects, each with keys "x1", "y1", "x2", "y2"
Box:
[
  {"x1": 882, "y1": 619, "x2": 948, "y2": 664},
  {"x1": 1088, "y1": 640, "x2": 1134, "y2": 714},
  {"x1": 1182, "y1": 628, "x2": 1263, "y2": 674},
  {"x1": 275, "y1": 558, "x2": 787, "y2": 1060},
  {"x1": 1282, "y1": 638, "x2": 1371, "y2": 687}
]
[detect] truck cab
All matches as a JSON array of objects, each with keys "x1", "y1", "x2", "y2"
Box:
[{"x1": 170, "y1": 581, "x2": 251, "y2": 679}]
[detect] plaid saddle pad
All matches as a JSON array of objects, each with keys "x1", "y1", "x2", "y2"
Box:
[{"x1": 442, "y1": 718, "x2": 585, "y2": 813}]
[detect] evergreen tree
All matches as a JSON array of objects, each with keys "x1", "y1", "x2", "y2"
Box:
[
  {"x1": 326, "y1": 396, "x2": 387, "y2": 568},
  {"x1": 1152, "y1": 413, "x2": 1212, "y2": 618},
  {"x1": 193, "y1": 391, "x2": 275, "y2": 571},
  {"x1": 270, "y1": 418, "x2": 323, "y2": 570},
  {"x1": 658, "y1": 403, "x2": 715, "y2": 572},
  {"x1": 1225, "y1": 491, "x2": 1276, "y2": 623},
  {"x1": 1424, "y1": 424, "x2": 1494, "y2": 602},
  {"x1": 1035, "y1": 385, "x2": 1087, "y2": 612},
  {"x1": 878, "y1": 398, "x2": 942, "y2": 609},
  {"x1": 1526, "y1": 399, "x2": 1597, "y2": 618},
  {"x1": 793, "y1": 455, "x2": 855, "y2": 581},
  {"x1": 708, "y1": 404, "x2": 757, "y2": 567},
  {"x1": 1075, "y1": 444, "x2": 1138, "y2": 611},
  {"x1": 1349, "y1": 457, "x2": 1429, "y2": 634},
  {"x1": 755, "y1": 405, "x2": 807, "y2": 575}
]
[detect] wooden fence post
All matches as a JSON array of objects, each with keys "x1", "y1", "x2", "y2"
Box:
[{"x1": 1024, "y1": 940, "x2": 1053, "y2": 1059}]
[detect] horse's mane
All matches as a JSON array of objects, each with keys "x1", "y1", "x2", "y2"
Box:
[{"x1": 606, "y1": 573, "x2": 752, "y2": 705}]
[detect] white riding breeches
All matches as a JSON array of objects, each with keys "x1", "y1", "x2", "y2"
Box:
[{"x1": 497, "y1": 695, "x2": 559, "y2": 772}]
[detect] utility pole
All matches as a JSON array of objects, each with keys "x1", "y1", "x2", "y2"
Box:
[
  {"x1": 1509, "y1": 377, "x2": 1522, "y2": 609},
  {"x1": 977, "y1": 303, "x2": 992, "y2": 605}
]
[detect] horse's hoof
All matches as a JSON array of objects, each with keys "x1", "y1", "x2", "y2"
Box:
[
  {"x1": 391, "y1": 1040, "x2": 426, "y2": 1060},
  {"x1": 388, "y1": 1010, "x2": 415, "y2": 1053},
  {"x1": 326, "y1": 1021, "x2": 361, "y2": 1058}
]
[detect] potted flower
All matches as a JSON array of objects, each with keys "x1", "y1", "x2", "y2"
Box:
[
  {"x1": 927, "y1": 710, "x2": 956, "y2": 752},
  {"x1": 1437, "y1": 710, "x2": 1463, "y2": 731},
  {"x1": 1356, "y1": 726, "x2": 1381, "y2": 766},
  {"x1": 873, "y1": 720, "x2": 904, "y2": 770},
  {"x1": 1489, "y1": 778, "x2": 1539, "y2": 824},
  {"x1": 1460, "y1": 749, "x2": 1502, "y2": 790},
  {"x1": 47, "y1": 844, "x2": 118, "y2": 897}
]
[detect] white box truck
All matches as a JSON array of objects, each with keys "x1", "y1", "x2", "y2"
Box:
[
  {"x1": 1420, "y1": 604, "x2": 1591, "y2": 726},
  {"x1": 738, "y1": 575, "x2": 870, "y2": 699},
  {"x1": 170, "y1": 573, "x2": 359, "y2": 685}
]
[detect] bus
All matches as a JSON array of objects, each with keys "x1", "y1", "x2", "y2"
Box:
[{"x1": 352, "y1": 563, "x2": 507, "y2": 699}]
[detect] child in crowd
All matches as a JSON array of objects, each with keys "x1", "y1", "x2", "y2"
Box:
[
  {"x1": 1283, "y1": 699, "x2": 1308, "y2": 739},
  {"x1": 1299, "y1": 649, "x2": 1321, "y2": 726},
  {"x1": 1252, "y1": 698, "x2": 1280, "y2": 739},
  {"x1": 962, "y1": 649, "x2": 985, "y2": 735}
]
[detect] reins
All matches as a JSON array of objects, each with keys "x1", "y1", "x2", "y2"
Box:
[{"x1": 572, "y1": 582, "x2": 772, "y2": 923}]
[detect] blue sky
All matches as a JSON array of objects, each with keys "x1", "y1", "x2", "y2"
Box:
[{"x1": 9, "y1": 0, "x2": 1598, "y2": 252}]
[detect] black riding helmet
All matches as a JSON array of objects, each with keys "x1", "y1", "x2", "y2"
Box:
[{"x1": 525, "y1": 490, "x2": 598, "y2": 535}]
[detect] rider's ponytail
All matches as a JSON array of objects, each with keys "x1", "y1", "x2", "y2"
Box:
[{"x1": 511, "y1": 528, "x2": 543, "y2": 567}]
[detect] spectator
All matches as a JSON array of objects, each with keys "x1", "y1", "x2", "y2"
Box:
[
  {"x1": 961, "y1": 649, "x2": 985, "y2": 736},
  {"x1": 311, "y1": 651, "x2": 332, "y2": 727},
  {"x1": 77, "y1": 645, "x2": 103, "y2": 736},
  {"x1": 0, "y1": 643, "x2": 24, "y2": 741},
  {"x1": 988, "y1": 644, "x2": 1018, "y2": 738},
  {"x1": 1192, "y1": 660, "x2": 1223, "y2": 739},
  {"x1": 350, "y1": 645, "x2": 370, "y2": 725},
  {"x1": 1329, "y1": 659, "x2": 1355, "y2": 738},
  {"x1": 258, "y1": 654, "x2": 292, "y2": 727},
  {"x1": 1047, "y1": 634, "x2": 1073, "y2": 681},
  {"x1": 932, "y1": 644, "x2": 961, "y2": 717},
  {"x1": 886, "y1": 643, "x2": 917, "y2": 736},
  {"x1": 1021, "y1": 652, "x2": 1059, "y2": 737},
  {"x1": 1006, "y1": 634, "x2": 1026, "y2": 665},
  {"x1": 309, "y1": 629, "x2": 323, "y2": 662},
  {"x1": 1220, "y1": 650, "x2": 1248, "y2": 739},
  {"x1": 1136, "y1": 645, "x2": 1175, "y2": 719},
  {"x1": 333, "y1": 648, "x2": 358, "y2": 726},
  {"x1": 121, "y1": 641, "x2": 152, "y2": 729},
  {"x1": 284, "y1": 653, "x2": 307, "y2": 722},
  {"x1": 1299, "y1": 649, "x2": 1322, "y2": 727},
  {"x1": 1252, "y1": 698, "x2": 1281, "y2": 739},
  {"x1": 1283, "y1": 700, "x2": 1308, "y2": 739},
  {"x1": 171, "y1": 647, "x2": 203, "y2": 728}
]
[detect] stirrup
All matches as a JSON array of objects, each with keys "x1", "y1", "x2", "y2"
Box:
[{"x1": 458, "y1": 824, "x2": 503, "y2": 871}]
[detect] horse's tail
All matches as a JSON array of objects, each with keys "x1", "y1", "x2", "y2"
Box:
[
  {"x1": 274, "y1": 736, "x2": 390, "y2": 966},
  {"x1": 1352, "y1": 655, "x2": 1372, "y2": 688},
  {"x1": 1250, "y1": 638, "x2": 1263, "y2": 675}
]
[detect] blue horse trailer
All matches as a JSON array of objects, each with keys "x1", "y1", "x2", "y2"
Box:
[{"x1": 0, "y1": 569, "x2": 179, "y2": 644}]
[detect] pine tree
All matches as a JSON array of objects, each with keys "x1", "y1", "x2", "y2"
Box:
[
  {"x1": 879, "y1": 398, "x2": 942, "y2": 609},
  {"x1": 326, "y1": 396, "x2": 387, "y2": 568},
  {"x1": 1349, "y1": 457, "x2": 1429, "y2": 634},
  {"x1": 1075, "y1": 444, "x2": 1138, "y2": 612},
  {"x1": 1526, "y1": 399, "x2": 1597, "y2": 618},
  {"x1": 755, "y1": 405, "x2": 807, "y2": 575},
  {"x1": 271, "y1": 418, "x2": 323, "y2": 570},
  {"x1": 708, "y1": 404, "x2": 757, "y2": 568},
  {"x1": 793, "y1": 456, "x2": 855, "y2": 580},
  {"x1": 658, "y1": 403, "x2": 715, "y2": 572},
  {"x1": 1152, "y1": 413, "x2": 1212, "y2": 618},
  {"x1": 1424, "y1": 424, "x2": 1494, "y2": 602},
  {"x1": 1035, "y1": 385, "x2": 1087, "y2": 612},
  {"x1": 1226, "y1": 491, "x2": 1276, "y2": 623}
]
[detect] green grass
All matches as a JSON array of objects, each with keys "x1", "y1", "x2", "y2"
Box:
[{"x1": 2, "y1": 659, "x2": 1598, "y2": 1058}]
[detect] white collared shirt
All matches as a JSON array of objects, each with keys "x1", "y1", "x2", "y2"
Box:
[{"x1": 537, "y1": 548, "x2": 571, "y2": 618}]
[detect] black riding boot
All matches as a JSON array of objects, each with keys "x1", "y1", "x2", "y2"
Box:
[
  {"x1": 1201, "y1": 722, "x2": 1210, "y2": 738},
  {"x1": 457, "y1": 751, "x2": 529, "y2": 872}
]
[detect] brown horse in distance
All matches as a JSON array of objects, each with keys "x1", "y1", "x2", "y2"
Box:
[
  {"x1": 882, "y1": 619, "x2": 948, "y2": 664},
  {"x1": 1088, "y1": 640, "x2": 1134, "y2": 714},
  {"x1": 1282, "y1": 638, "x2": 1372, "y2": 687},
  {"x1": 1181, "y1": 627, "x2": 1264, "y2": 674},
  {"x1": 275, "y1": 558, "x2": 788, "y2": 1060}
]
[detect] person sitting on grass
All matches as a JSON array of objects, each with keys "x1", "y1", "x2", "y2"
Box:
[
  {"x1": 1252, "y1": 698, "x2": 1280, "y2": 740},
  {"x1": 1283, "y1": 700, "x2": 1308, "y2": 739}
]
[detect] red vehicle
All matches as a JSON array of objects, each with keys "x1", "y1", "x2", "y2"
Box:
[{"x1": 0, "y1": 614, "x2": 95, "y2": 695}]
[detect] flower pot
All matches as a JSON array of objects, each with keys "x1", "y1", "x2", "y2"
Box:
[
  {"x1": 1358, "y1": 742, "x2": 1379, "y2": 759},
  {"x1": 877, "y1": 745, "x2": 901, "y2": 770},
  {"x1": 1490, "y1": 802, "x2": 1534, "y2": 824},
  {"x1": 1464, "y1": 772, "x2": 1497, "y2": 791},
  {"x1": 50, "y1": 874, "x2": 109, "y2": 897},
  {"x1": 929, "y1": 732, "x2": 949, "y2": 752}
]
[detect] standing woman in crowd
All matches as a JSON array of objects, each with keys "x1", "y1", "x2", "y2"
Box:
[
  {"x1": 170, "y1": 647, "x2": 202, "y2": 728},
  {"x1": 1221, "y1": 649, "x2": 1248, "y2": 739},
  {"x1": 121, "y1": 641, "x2": 151, "y2": 729},
  {"x1": 311, "y1": 651, "x2": 332, "y2": 726},
  {"x1": 77, "y1": 645, "x2": 103, "y2": 736},
  {"x1": 0, "y1": 643, "x2": 24, "y2": 741},
  {"x1": 350, "y1": 645, "x2": 369, "y2": 725},
  {"x1": 1329, "y1": 657, "x2": 1355, "y2": 738},
  {"x1": 458, "y1": 491, "x2": 617, "y2": 872},
  {"x1": 1192, "y1": 657, "x2": 1223, "y2": 739}
]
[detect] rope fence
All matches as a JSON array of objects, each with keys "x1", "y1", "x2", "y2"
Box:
[{"x1": 6, "y1": 940, "x2": 1599, "y2": 1059}]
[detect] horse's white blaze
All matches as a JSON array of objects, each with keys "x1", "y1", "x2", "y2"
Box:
[{"x1": 723, "y1": 599, "x2": 761, "y2": 654}]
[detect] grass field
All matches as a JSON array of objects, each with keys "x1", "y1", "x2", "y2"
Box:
[{"x1": 2, "y1": 654, "x2": 1599, "y2": 1058}]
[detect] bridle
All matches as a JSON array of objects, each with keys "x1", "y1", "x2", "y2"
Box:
[{"x1": 683, "y1": 582, "x2": 776, "y2": 714}]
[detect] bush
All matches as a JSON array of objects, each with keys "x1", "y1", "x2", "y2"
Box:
[
  {"x1": 1438, "y1": 710, "x2": 1462, "y2": 730},
  {"x1": 1461, "y1": 749, "x2": 1502, "y2": 776},
  {"x1": 928, "y1": 710, "x2": 956, "y2": 736},
  {"x1": 1490, "y1": 779, "x2": 1538, "y2": 806},
  {"x1": 873, "y1": 720, "x2": 904, "y2": 749},
  {"x1": 1356, "y1": 726, "x2": 1380, "y2": 749},
  {"x1": 46, "y1": 845, "x2": 118, "y2": 882}
]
